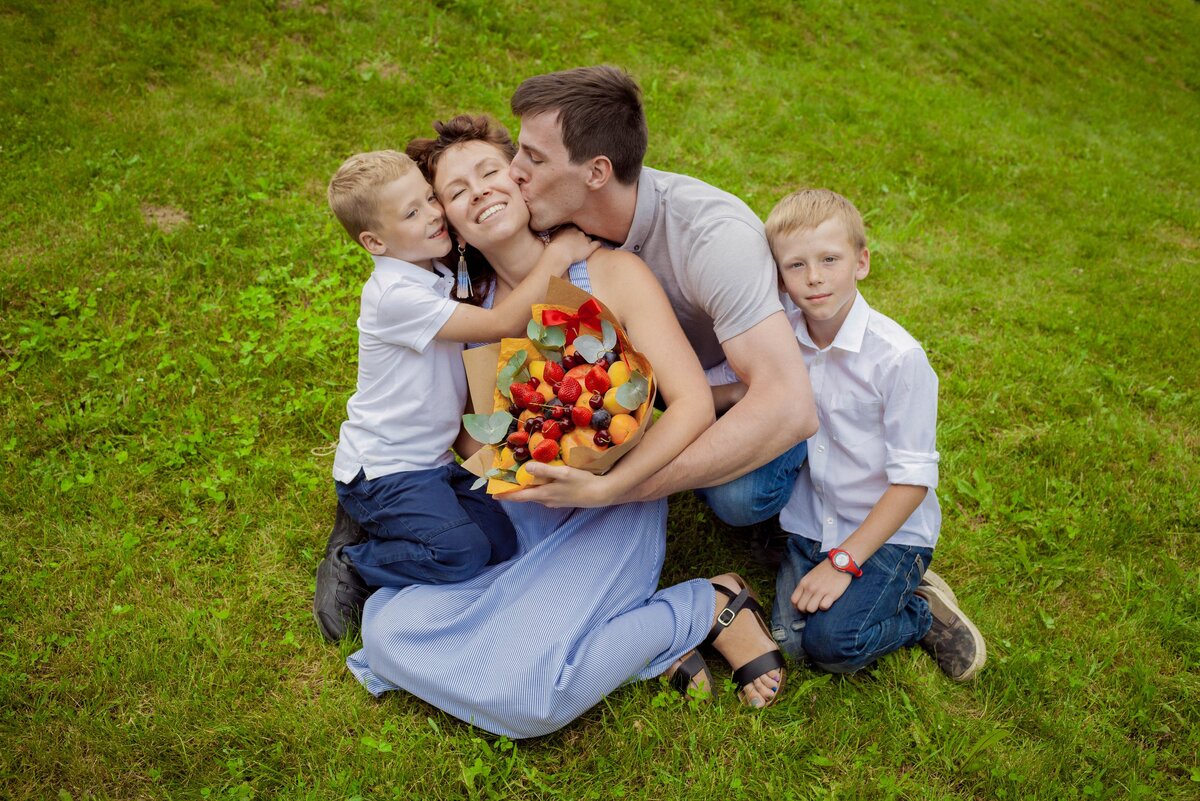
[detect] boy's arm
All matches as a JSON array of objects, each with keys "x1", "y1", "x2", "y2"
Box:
[
  {"x1": 790, "y1": 484, "x2": 928, "y2": 613},
  {"x1": 435, "y1": 228, "x2": 598, "y2": 343}
]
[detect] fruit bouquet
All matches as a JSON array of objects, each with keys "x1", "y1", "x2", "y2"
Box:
[{"x1": 461, "y1": 277, "x2": 655, "y2": 494}]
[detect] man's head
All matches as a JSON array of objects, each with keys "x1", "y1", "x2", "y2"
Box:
[
  {"x1": 327, "y1": 150, "x2": 451, "y2": 263},
  {"x1": 766, "y1": 189, "x2": 870, "y2": 341},
  {"x1": 509, "y1": 65, "x2": 647, "y2": 230}
]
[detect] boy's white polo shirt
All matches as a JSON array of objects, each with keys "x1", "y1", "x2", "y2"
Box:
[
  {"x1": 780, "y1": 292, "x2": 942, "y2": 551},
  {"x1": 333, "y1": 256, "x2": 466, "y2": 483}
]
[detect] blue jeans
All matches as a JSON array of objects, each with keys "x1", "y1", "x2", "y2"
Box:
[
  {"x1": 694, "y1": 440, "x2": 808, "y2": 528},
  {"x1": 770, "y1": 535, "x2": 934, "y2": 673},
  {"x1": 336, "y1": 463, "x2": 518, "y2": 589}
]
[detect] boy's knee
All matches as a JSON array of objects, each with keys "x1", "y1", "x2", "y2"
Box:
[
  {"x1": 429, "y1": 526, "x2": 491, "y2": 580},
  {"x1": 801, "y1": 614, "x2": 869, "y2": 673}
]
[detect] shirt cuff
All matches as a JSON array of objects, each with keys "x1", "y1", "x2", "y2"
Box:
[{"x1": 885, "y1": 447, "x2": 939, "y2": 489}]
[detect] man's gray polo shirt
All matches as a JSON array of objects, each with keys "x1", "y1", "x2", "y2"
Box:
[{"x1": 618, "y1": 166, "x2": 782, "y2": 370}]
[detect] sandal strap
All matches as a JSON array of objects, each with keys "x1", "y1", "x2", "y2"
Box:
[
  {"x1": 732, "y1": 649, "x2": 786, "y2": 689},
  {"x1": 702, "y1": 584, "x2": 765, "y2": 648},
  {"x1": 669, "y1": 650, "x2": 709, "y2": 695}
]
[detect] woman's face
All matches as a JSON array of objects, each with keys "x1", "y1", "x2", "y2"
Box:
[{"x1": 433, "y1": 140, "x2": 531, "y2": 251}]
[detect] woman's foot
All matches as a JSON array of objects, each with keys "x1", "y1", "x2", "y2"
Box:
[
  {"x1": 707, "y1": 573, "x2": 785, "y2": 708},
  {"x1": 664, "y1": 649, "x2": 712, "y2": 697}
]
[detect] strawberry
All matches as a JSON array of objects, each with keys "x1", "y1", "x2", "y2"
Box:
[
  {"x1": 540, "y1": 420, "x2": 563, "y2": 441},
  {"x1": 571, "y1": 406, "x2": 593, "y2": 428},
  {"x1": 531, "y1": 439, "x2": 559, "y2": 463},
  {"x1": 584, "y1": 365, "x2": 611, "y2": 394},
  {"x1": 557, "y1": 377, "x2": 583, "y2": 404},
  {"x1": 543, "y1": 361, "x2": 565, "y2": 383},
  {"x1": 506, "y1": 430, "x2": 530, "y2": 448},
  {"x1": 510, "y1": 382, "x2": 540, "y2": 410}
]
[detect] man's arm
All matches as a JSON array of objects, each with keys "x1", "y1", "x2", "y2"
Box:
[{"x1": 630, "y1": 310, "x2": 817, "y2": 500}]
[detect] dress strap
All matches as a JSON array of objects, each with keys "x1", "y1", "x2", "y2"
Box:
[{"x1": 567, "y1": 260, "x2": 591, "y2": 293}]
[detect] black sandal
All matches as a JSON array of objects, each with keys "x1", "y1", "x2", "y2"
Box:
[
  {"x1": 702, "y1": 574, "x2": 786, "y2": 707},
  {"x1": 667, "y1": 649, "x2": 713, "y2": 697}
]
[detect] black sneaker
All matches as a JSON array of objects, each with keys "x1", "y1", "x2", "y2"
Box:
[
  {"x1": 327, "y1": 501, "x2": 369, "y2": 552},
  {"x1": 748, "y1": 518, "x2": 790, "y2": 570},
  {"x1": 915, "y1": 581, "x2": 986, "y2": 682},
  {"x1": 313, "y1": 545, "x2": 370, "y2": 643}
]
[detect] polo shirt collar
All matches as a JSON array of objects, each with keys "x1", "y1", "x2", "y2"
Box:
[
  {"x1": 371, "y1": 255, "x2": 448, "y2": 285},
  {"x1": 794, "y1": 291, "x2": 869, "y2": 354},
  {"x1": 619, "y1": 167, "x2": 659, "y2": 253}
]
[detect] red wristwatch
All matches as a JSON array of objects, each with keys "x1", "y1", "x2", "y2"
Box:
[{"x1": 828, "y1": 548, "x2": 863, "y2": 578}]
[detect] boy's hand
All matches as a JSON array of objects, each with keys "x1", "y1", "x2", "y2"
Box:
[
  {"x1": 545, "y1": 225, "x2": 600, "y2": 270},
  {"x1": 791, "y1": 560, "x2": 853, "y2": 613}
]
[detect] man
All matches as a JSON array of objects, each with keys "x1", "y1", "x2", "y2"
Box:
[{"x1": 506, "y1": 65, "x2": 817, "y2": 528}]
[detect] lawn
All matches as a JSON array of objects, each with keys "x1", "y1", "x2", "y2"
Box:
[{"x1": 2, "y1": 1, "x2": 1198, "y2": 799}]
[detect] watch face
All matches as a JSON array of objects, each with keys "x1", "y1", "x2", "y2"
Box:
[{"x1": 833, "y1": 552, "x2": 850, "y2": 569}]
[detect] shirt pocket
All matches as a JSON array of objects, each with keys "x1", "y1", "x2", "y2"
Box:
[{"x1": 827, "y1": 396, "x2": 884, "y2": 448}]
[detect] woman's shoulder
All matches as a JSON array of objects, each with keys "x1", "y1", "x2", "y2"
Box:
[{"x1": 587, "y1": 248, "x2": 654, "y2": 284}]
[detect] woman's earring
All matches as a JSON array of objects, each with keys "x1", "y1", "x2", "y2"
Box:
[{"x1": 455, "y1": 242, "x2": 471, "y2": 299}]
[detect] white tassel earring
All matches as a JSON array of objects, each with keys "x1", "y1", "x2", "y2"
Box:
[{"x1": 455, "y1": 242, "x2": 471, "y2": 299}]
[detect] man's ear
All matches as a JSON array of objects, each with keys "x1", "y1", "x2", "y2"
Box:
[
  {"x1": 584, "y1": 156, "x2": 613, "y2": 191},
  {"x1": 856, "y1": 248, "x2": 871, "y2": 280},
  {"x1": 359, "y1": 230, "x2": 386, "y2": 256}
]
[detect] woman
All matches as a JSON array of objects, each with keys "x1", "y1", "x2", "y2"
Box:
[{"x1": 345, "y1": 115, "x2": 784, "y2": 738}]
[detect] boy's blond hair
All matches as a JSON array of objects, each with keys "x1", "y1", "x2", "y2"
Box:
[
  {"x1": 765, "y1": 188, "x2": 867, "y2": 257},
  {"x1": 327, "y1": 150, "x2": 416, "y2": 243}
]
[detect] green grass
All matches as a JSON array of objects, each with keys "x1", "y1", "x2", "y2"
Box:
[{"x1": 2, "y1": 0, "x2": 1198, "y2": 798}]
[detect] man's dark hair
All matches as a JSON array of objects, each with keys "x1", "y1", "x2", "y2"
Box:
[{"x1": 511, "y1": 65, "x2": 647, "y2": 185}]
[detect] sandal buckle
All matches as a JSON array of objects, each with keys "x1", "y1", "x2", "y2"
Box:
[{"x1": 716, "y1": 607, "x2": 737, "y2": 627}]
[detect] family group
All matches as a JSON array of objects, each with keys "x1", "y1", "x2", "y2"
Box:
[{"x1": 310, "y1": 66, "x2": 985, "y2": 738}]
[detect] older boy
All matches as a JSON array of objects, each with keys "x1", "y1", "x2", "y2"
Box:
[
  {"x1": 762, "y1": 189, "x2": 985, "y2": 681},
  {"x1": 314, "y1": 150, "x2": 591, "y2": 642},
  {"x1": 504, "y1": 66, "x2": 816, "y2": 535}
]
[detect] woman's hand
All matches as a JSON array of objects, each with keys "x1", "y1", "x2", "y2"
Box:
[
  {"x1": 790, "y1": 560, "x2": 853, "y2": 613},
  {"x1": 502, "y1": 461, "x2": 613, "y2": 508},
  {"x1": 545, "y1": 225, "x2": 600, "y2": 269}
]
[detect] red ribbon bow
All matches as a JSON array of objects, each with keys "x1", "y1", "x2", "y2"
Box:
[{"x1": 541, "y1": 299, "x2": 603, "y2": 344}]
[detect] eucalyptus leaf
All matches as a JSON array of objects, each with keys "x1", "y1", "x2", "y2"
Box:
[
  {"x1": 463, "y1": 411, "x2": 515, "y2": 444},
  {"x1": 496, "y1": 349, "x2": 529, "y2": 396},
  {"x1": 615, "y1": 372, "x2": 649, "y2": 409},
  {"x1": 573, "y1": 334, "x2": 605, "y2": 364},
  {"x1": 601, "y1": 320, "x2": 617, "y2": 350},
  {"x1": 470, "y1": 475, "x2": 488, "y2": 491},
  {"x1": 539, "y1": 325, "x2": 566, "y2": 349},
  {"x1": 526, "y1": 319, "x2": 544, "y2": 341}
]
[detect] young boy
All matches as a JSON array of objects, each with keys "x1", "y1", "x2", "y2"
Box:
[
  {"x1": 759, "y1": 188, "x2": 986, "y2": 681},
  {"x1": 314, "y1": 150, "x2": 594, "y2": 642}
]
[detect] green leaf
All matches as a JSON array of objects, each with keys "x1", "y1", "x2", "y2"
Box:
[
  {"x1": 615, "y1": 372, "x2": 649, "y2": 409},
  {"x1": 526, "y1": 319, "x2": 544, "y2": 341},
  {"x1": 463, "y1": 411, "x2": 514, "y2": 444},
  {"x1": 601, "y1": 320, "x2": 617, "y2": 350},
  {"x1": 470, "y1": 475, "x2": 488, "y2": 491},
  {"x1": 535, "y1": 325, "x2": 566, "y2": 349},
  {"x1": 496, "y1": 349, "x2": 529, "y2": 397},
  {"x1": 573, "y1": 334, "x2": 605, "y2": 364}
]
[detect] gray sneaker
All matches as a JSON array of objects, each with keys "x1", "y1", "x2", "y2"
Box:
[
  {"x1": 915, "y1": 581, "x2": 986, "y2": 682},
  {"x1": 313, "y1": 545, "x2": 370, "y2": 643}
]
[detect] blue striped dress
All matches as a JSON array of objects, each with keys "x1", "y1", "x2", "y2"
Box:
[{"x1": 345, "y1": 261, "x2": 715, "y2": 738}]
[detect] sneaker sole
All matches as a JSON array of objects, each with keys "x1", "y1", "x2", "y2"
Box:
[{"x1": 916, "y1": 583, "x2": 986, "y2": 682}]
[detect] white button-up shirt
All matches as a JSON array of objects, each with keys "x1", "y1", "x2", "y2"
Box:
[
  {"x1": 779, "y1": 292, "x2": 941, "y2": 551},
  {"x1": 333, "y1": 256, "x2": 466, "y2": 483}
]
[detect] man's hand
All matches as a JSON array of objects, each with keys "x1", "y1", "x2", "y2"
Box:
[
  {"x1": 791, "y1": 560, "x2": 853, "y2": 613},
  {"x1": 502, "y1": 462, "x2": 612, "y2": 508}
]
